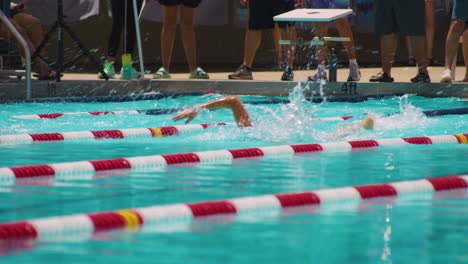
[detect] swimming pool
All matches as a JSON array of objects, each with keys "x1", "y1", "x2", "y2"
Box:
[{"x1": 0, "y1": 87, "x2": 467, "y2": 263}]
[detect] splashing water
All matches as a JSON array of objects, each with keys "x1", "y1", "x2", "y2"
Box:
[
  {"x1": 371, "y1": 95, "x2": 434, "y2": 137},
  {"x1": 246, "y1": 82, "x2": 331, "y2": 143}
]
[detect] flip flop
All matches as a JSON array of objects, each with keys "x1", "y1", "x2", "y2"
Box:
[
  {"x1": 153, "y1": 67, "x2": 171, "y2": 79},
  {"x1": 189, "y1": 67, "x2": 209, "y2": 79}
]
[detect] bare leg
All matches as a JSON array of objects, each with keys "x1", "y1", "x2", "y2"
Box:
[
  {"x1": 7, "y1": 20, "x2": 49, "y2": 76},
  {"x1": 408, "y1": 36, "x2": 429, "y2": 74},
  {"x1": 444, "y1": 19, "x2": 465, "y2": 70},
  {"x1": 12, "y1": 13, "x2": 45, "y2": 57},
  {"x1": 161, "y1": 5, "x2": 178, "y2": 72},
  {"x1": 462, "y1": 29, "x2": 468, "y2": 81},
  {"x1": 425, "y1": 0, "x2": 435, "y2": 59},
  {"x1": 334, "y1": 18, "x2": 356, "y2": 60},
  {"x1": 280, "y1": 24, "x2": 296, "y2": 67},
  {"x1": 406, "y1": 37, "x2": 414, "y2": 57},
  {"x1": 242, "y1": 29, "x2": 262, "y2": 68},
  {"x1": 180, "y1": 6, "x2": 197, "y2": 73},
  {"x1": 380, "y1": 34, "x2": 398, "y2": 77},
  {"x1": 272, "y1": 23, "x2": 282, "y2": 69},
  {"x1": 315, "y1": 22, "x2": 329, "y2": 66}
]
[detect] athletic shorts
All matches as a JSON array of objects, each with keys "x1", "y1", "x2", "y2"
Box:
[
  {"x1": 249, "y1": 0, "x2": 295, "y2": 30},
  {"x1": 311, "y1": 0, "x2": 349, "y2": 9},
  {"x1": 158, "y1": 0, "x2": 202, "y2": 8},
  {"x1": 452, "y1": 0, "x2": 468, "y2": 22},
  {"x1": 374, "y1": 0, "x2": 425, "y2": 36}
]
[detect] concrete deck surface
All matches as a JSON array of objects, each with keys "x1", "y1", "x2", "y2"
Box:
[{"x1": 59, "y1": 66, "x2": 468, "y2": 83}]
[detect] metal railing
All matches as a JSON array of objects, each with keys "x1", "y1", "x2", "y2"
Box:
[{"x1": 0, "y1": 9, "x2": 31, "y2": 99}]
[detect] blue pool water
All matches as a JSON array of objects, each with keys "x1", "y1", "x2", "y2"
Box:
[{"x1": 0, "y1": 88, "x2": 467, "y2": 263}]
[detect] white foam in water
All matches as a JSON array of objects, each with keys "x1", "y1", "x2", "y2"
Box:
[
  {"x1": 373, "y1": 95, "x2": 435, "y2": 136},
  {"x1": 248, "y1": 82, "x2": 326, "y2": 143}
]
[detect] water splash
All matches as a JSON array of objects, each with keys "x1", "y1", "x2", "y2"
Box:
[
  {"x1": 371, "y1": 95, "x2": 434, "y2": 137},
  {"x1": 245, "y1": 82, "x2": 327, "y2": 143}
]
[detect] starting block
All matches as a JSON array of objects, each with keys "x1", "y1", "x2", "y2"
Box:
[
  {"x1": 274, "y1": 8, "x2": 353, "y2": 22},
  {"x1": 274, "y1": 8, "x2": 353, "y2": 46},
  {"x1": 274, "y1": 9, "x2": 354, "y2": 82}
]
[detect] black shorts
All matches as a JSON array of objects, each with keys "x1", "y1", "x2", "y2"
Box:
[
  {"x1": 249, "y1": 0, "x2": 295, "y2": 30},
  {"x1": 374, "y1": 0, "x2": 425, "y2": 36},
  {"x1": 158, "y1": 0, "x2": 202, "y2": 8}
]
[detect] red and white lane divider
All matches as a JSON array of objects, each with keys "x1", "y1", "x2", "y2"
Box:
[
  {"x1": 0, "y1": 123, "x2": 232, "y2": 144},
  {"x1": 0, "y1": 174, "x2": 466, "y2": 241},
  {"x1": 0, "y1": 133, "x2": 466, "y2": 180}
]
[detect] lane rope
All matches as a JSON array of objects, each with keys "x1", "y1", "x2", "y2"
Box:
[
  {"x1": 0, "y1": 133, "x2": 466, "y2": 180},
  {"x1": 1, "y1": 92, "x2": 402, "y2": 105},
  {"x1": 0, "y1": 123, "x2": 232, "y2": 144},
  {"x1": 0, "y1": 91, "x2": 213, "y2": 105},
  {"x1": 0, "y1": 174, "x2": 466, "y2": 241},
  {"x1": 9, "y1": 103, "x2": 467, "y2": 121}
]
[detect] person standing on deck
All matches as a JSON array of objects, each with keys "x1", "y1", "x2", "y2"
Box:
[
  {"x1": 369, "y1": 0, "x2": 430, "y2": 83},
  {"x1": 440, "y1": 0, "x2": 468, "y2": 83},
  {"x1": 405, "y1": 0, "x2": 437, "y2": 67},
  {"x1": 99, "y1": 0, "x2": 146, "y2": 80},
  {"x1": 152, "y1": 0, "x2": 209, "y2": 80},
  {"x1": 228, "y1": 0, "x2": 298, "y2": 81}
]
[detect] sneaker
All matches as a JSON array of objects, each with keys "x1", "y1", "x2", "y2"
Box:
[
  {"x1": 120, "y1": 66, "x2": 142, "y2": 79},
  {"x1": 369, "y1": 72, "x2": 394, "y2": 82},
  {"x1": 281, "y1": 66, "x2": 294, "y2": 81},
  {"x1": 98, "y1": 61, "x2": 116, "y2": 79},
  {"x1": 228, "y1": 65, "x2": 253, "y2": 80},
  {"x1": 347, "y1": 63, "x2": 361, "y2": 82},
  {"x1": 440, "y1": 69, "x2": 452, "y2": 83},
  {"x1": 307, "y1": 67, "x2": 327, "y2": 81},
  {"x1": 410, "y1": 72, "x2": 431, "y2": 83}
]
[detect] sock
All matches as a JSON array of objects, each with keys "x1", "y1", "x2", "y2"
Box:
[{"x1": 318, "y1": 64, "x2": 325, "y2": 71}]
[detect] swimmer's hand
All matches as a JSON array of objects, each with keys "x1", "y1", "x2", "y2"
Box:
[{"x1": 172, "y1": 107, "x2": 199, "y2": 124}]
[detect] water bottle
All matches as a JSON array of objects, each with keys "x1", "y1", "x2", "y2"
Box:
[
  {"x1": 329, "y1": 48, "x2": 337, "y2": 82},
  {"x1": 121, "y1": 53, "x2": 132, "y2": 80}
]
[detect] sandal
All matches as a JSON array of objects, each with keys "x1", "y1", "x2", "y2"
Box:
[
  {"x1": 189, "y1": 67, "x2": 209, "y2": 79},
  {"x1": 369, "y1": 72, "x2": 394, "y2": 82},
  {"x1": 153, "y1": 67, "x2": 171, "y2": 79}
]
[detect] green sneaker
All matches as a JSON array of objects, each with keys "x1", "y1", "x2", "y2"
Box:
[
  {"x1": 98, "y1": 61, "x2": 116, "y2": 79},
  {"x1": 120, "y1": 66, "x2": 142, "y2": 79}
]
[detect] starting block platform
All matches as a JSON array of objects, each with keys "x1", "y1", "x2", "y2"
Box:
[{"x1": 273, "y1": 8, "x2": 353, "y2": 22}]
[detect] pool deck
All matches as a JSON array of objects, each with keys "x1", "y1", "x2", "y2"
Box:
[{"x1": 0, "y1": 66, "x2": 467, "y2": 100}]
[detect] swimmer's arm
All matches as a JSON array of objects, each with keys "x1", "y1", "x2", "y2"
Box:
[{"x1": 172, "y1": 95, "x2": 252, "y2": 127}]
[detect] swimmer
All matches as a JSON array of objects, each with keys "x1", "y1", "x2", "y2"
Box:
[{"x1": 172, "y1": 96, "x2": 374, "y2": 134}]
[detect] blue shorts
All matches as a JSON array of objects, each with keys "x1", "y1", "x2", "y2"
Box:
[
  {"x1": 311, "y1": 0, "x2": 349, "y2": 9},
  {"x1": 452, "y1": 0, "x2": 468, "y2": 22}
]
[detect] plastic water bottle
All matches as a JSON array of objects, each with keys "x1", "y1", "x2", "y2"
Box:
[
  {"x1": 329, "y1": 48, "x2": 337, "y2": 82},
  {"x1": 121, "y1": 54, "x2": 132, "y2": 80}
]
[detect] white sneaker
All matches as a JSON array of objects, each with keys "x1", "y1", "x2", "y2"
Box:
[
  {"x1": 440, "y1": 69, "x2": 452, "y2": 83},
  {"x1": 347, "y1": 63, "x2": 361, "y2": 82}
]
